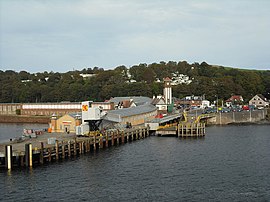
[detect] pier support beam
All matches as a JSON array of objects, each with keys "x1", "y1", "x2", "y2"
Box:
[
  {"x1": 55, "y1": 140, "x2": 59, "y2": 160},
  {"x1": 5, "y1": 145, "x2": 12, "y2": 170},
  {"x1": 25, "y1": 143, "x2": 33, "y2": 167},
  {"x1": 40, "y1": 142, "x2": 44, "y2": 164}
]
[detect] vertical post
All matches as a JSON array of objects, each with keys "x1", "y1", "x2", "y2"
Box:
[
  {"x1": 111, "y1": 132, "x2": 115, "y2": 146},
  {"x1": 121, "y1": 131, "x2": 125, "y2": 144},
  {"x1": 88, "y1": 139, "x2": 91, "y2": 152},
  {"x1": 250, "y1": 110, "x2": 252, "y2": 122},
  {"x1": 68, "y1": 141, "x2": 71, "y2": 158},
  {"x1": 74, "y1": 139, "x2": 77, "y2": 156},
  {"x1": 25, "y1": 144, "x2": 29, "y2": 167},
  {"x1": 29, "y1": 144, "x2": 33, "y2": 167},
  {"x1": 99, "y1": 136, "x2": 103, "y2": 149},
  {"x1": 233, "y1": 111, "x2": 235, "y2": 122},
  {"x1": 62, "y1": 142, "x2": 65, "y2": 159},
  {"x1": 25, "y1": 144, "x2": 32, "y2": 167},
  {"x1": 55, "y1": 140, "x2": 59, "y2": 161},
  {"x1": 93, "y1": 136, "x2": 96, "y2": 151},
  {"x1": 5, "y1": 145, "x2": 12, "y2": 170},
  {"x1": 219, "y1": 112, "x2": 222, "y2": 125},
  {"x1": 181, "y1": 124, "x2": 184, "y2": 137},
  {"x1": 196, "y1": 124, "x2": 199, "y2": 136},
  {"x1": 105, "y1": 133, "x2": 109, "y2": 147},
  {"x1": 20, "y1": 153, "x2": 24, "y2": 167},
  {"x1": 81, "y1": 142, "x2": 84, "y2": 153},
  {"x1": 40, "y1": 142, "x2": 44, "y2": 164},
  {"x1": 48, "y1": 148, "x2": 51, "y2": 162},
  {"x1": 117, "y1": 131, "x2": 120, "y2": 145}
]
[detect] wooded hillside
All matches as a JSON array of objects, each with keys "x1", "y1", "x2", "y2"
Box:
[{"x1": 1, "y1": 61, "x2": 269, "y2": 103}]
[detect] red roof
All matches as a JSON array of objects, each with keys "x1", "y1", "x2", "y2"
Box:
[
  {"x1": 163, "y1": 77, "x2": 172, "y2": 81},
  {"x1": 226, "y1": 95, "x2": 243, "y2": 102}
]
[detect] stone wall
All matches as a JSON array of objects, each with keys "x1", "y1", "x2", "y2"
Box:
[{"x1": 207, "y1": 109, "x2": 268, "y2": 125}]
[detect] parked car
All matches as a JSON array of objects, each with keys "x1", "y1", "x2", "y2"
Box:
[
  {"x1": 221, "y1": 107, "x2": 231, "y2": 113},
  {"x1": 242, "y1": 105, "x2": 249, "y2": 110}
]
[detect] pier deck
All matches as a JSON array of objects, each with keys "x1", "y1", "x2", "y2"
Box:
[{"x1": 0, "y1": 126, "x2": 150, "y2": 170}]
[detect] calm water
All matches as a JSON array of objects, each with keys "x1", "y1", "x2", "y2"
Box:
[{"x1": 0, "y1": 124, "x2": 270, "y2": 201}]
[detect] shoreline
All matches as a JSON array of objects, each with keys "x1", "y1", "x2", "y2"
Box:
[{"x1": 0, "y1": 115, "x2": 50, "y2": 124}]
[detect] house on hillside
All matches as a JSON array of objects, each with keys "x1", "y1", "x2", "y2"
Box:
[
  {"x1": 151, "y1": 95, "x2": 167, "y2": 113},
  {"x1": 178, "y1": 95, "x2": 208, "y2": 108},
  {"x1": 249, "y1": 94, "x2": 269, "y2": 108},
  {"x1": 225, "y1": 95, "x2": 244, "y2": 107}
]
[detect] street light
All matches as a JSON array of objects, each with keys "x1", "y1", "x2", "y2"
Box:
[{"x1": 215, "y1": 95, "x2": 218, "y2": 113}]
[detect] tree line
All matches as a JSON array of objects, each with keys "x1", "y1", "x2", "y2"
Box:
[{"x1": 0, "y1": 61, "x2": 269, "y2": 103}]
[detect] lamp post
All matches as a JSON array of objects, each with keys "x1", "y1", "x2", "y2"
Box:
[{"x1": 215, "y1": 95, "x2": 218, "y2": 113}]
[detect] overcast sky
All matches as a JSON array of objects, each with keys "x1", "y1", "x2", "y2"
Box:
[{"x1": 0, "y1": 0, "x2": 269, "y2": 73}]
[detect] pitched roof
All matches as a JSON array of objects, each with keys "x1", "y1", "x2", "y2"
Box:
[
  {"x1": 151, "y1": 97, "x2": 166, "y2": 105},
  {"x1": 226, "y1": 95, "x2": 243, "y2": 102},
  {"x1": 106, "y1": 104, "x2": 157, "y2": 118},
  {"x1": 256, "y1": 94, "x2": 267, "y2": 101},
  {"x1": 163, "y1": 77, "x2": 172, "y2": 81}
]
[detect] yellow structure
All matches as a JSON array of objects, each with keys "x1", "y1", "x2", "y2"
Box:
[{"x1": 50, "y1": 113, "x2": 81, "y2": 133}]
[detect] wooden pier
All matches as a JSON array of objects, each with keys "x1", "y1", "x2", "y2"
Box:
[
  {"x1": 0, "y1": 126, "x2": 149, "y2": 170},
  {"x1": 157, "y1": 123, "x2": 205, "y2": 137}
]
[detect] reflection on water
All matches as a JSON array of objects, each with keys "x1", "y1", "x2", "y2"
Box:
[{"x1": 0, "y1": 124, "x2": 270, "y2": 201}]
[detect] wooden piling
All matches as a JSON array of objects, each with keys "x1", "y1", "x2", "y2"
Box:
[
  {"x1": 121, "y1": 131, "x2": 125, "y2": 144},
  {"x1": 40, "y1": 142, "x2": 44, "y2": 164},
  {"x1": 99, "y1": 136, "x2": 103, "y2": 149},
  {"x1": 55, "y1": 140, "x2": 59, "y2": 160},
  {"x1": 62, "y1": 142, "x2": 65, "y2": 159},
  {"x1": 68, "y1": 141, "x2": 71, "y2": 157},
  {"x1": 117, "y1": 131, "x2": 120, "y2": 145},
  {"x1": 111, "y1": 132, "x2": 114, "y2": 146},
  {"x1": 74, "y1": 139, "x2": 77, "y2": 156},
  {"x1": 93, "y1": 136, "x2": 96, "y2": 151},
  {"x1": 5, "y1": 145, "x2": 12, "y2": 170},
  {"x1": 48, "y1": 148, "x2": 51, "y2": 162},
  {"x1": 105, "y1": 133, "x2": 109, "y2": 148}
]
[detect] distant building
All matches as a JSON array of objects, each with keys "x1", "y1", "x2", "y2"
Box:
[
  {"x1": 178, "y1": 95, "x2": 209, "y2": 108},
  {"x1": 249, "y1": 94, "x2": 269, "y2": 108},
  {"x1": 79, "y1": 73, "x2": 96, "y2": 79},
  {"x1": 21, "y1": 102, "x2": 82, "y2": 116},
  {"x1": 108, "y1": 96, "x2": 152, "y2": 109},
  {"x1": 103, "y1": 104, "x2": 157, "y2": 129},
  {"x1": 50, "y1": 113, "x2": 82, "y2": 133},
  {"x1": 0, "y1": 103, "x2": 22, "y2": 115},
  {"x1": 225, "y1": 95, "x2": 244, "y2": 107},
  {"x1": 163, "y1": 77, "x2": 172, "y2": 105},
  {"x1": 151, "y1": 95, "x2": 167, "y2": 113}
]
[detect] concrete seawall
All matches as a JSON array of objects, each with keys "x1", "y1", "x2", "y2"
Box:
[
  {"x1": 0, "y1": 115, "x2": 50, "y2": 124},
  {"x1": 207, "y1": 109, "x2": 268, "y2": 125}
]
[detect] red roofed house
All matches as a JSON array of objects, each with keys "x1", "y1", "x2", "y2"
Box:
[{"x1": 225, "y1": 95, "x2": 244, "y2": 107}]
